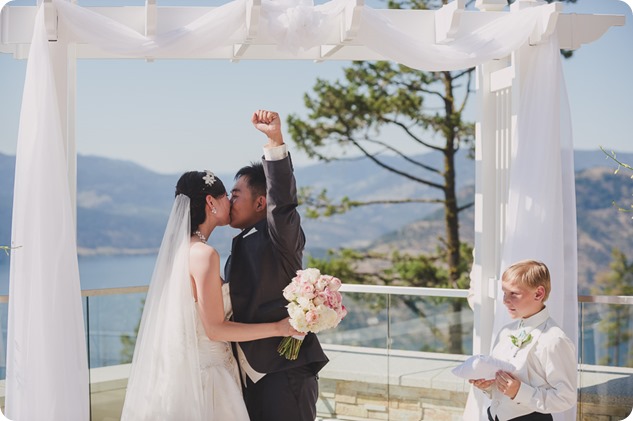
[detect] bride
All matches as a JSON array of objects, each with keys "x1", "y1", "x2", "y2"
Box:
[{"x1": 121, "y1": 170, "x2": 300, "y2": 420}]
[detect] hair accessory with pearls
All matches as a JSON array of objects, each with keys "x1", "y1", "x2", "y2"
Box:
[{"x1": 202, "y1": 170, "x2": 216, "y2": 187}]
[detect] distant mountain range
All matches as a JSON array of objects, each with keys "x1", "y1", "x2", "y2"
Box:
[{"x1": 1, "y1": 149, "x2": 631, "y2": 293}]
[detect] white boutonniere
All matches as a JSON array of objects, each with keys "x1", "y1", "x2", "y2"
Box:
[{"x1": 510, "y1": 330, "x2": 532, "y2": 356}]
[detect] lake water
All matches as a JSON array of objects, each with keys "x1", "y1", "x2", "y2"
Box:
[
  {"x1": 0, "y1": 253, "x2": 158, "y2": 294},
  {"x1": 0, "y1": 253, "x2": 231, "y2": 292}
]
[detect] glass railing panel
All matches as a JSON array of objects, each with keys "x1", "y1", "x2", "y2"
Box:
[
  {"x1": 387, "y1": 294, "x2": 472, "y2": 355},
  {"x1": 85, "y1": 290, "x2": 147, "y2": 368},
  {"x1": 84, "y1": 288, "x2": 147, "y2": 421},
  {"x1": 315, "y1": 286, "x2": 471, "y2": 420},
  {"x1": 578, "y1": 296, "x2": 633, "y2": 421},
  {"x1": 385, "y1": 293, "x2": 472, "y2": 421},
  {"x1": 0, "y1": 252, "x2": 8, "y2": 383},
  {"x1": 318, "y1": 290, "x2": 390, "y2": 348},
  {"x1": 316, "y1": 289, "x2": 390, "y2": 420},
  {"x1": 0, "y1": 299, "x2": 7, "y2": 381}
]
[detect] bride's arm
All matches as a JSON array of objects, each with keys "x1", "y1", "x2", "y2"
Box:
[{"x1": 190, "y1": 243, "x2": 298, "y2": 342}]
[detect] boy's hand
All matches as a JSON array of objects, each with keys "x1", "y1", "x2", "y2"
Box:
[
  {"x1": 469, "y1": 378, "x2": 495, "y2": 391},
  {"x1": 495, "y1": 370, "x2": 520, "y2": 399}
]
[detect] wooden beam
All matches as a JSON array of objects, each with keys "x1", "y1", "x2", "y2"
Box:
[
  {"x1": 145, "y1": 0, "x2": 157, "y2": 38},
  {"x1": 0, "y1": 3, "x2": 625, "y2": 60},
  {"x1": 557, "y1": 13, "x2": 626, "y2": 50},
  {"x1": 318, "y1": 0, "x2": 364, "y2": 61},
  {"x1": 44, "y1": 0, "x2": 57, "y2": 41},
  {"x1": 435, "y1": 0, "x2": 465, "y2": 44},
  {"x1": 232, "y1": 0, "x2": 261, "y2": 61},
  {"x1": 527, "y1": 1, "x2": 562, "y2": 45}
]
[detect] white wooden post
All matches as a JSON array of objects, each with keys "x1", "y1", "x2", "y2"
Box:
[{"x1": 473, "y1": 54, "x2": 514, "y2": 354}]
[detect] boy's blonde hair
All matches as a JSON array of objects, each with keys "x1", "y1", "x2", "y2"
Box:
[{"x1": 502, "y1": 259, "x2": 551, "y2": 302}]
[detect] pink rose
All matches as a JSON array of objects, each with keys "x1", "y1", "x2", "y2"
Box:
[
  {"x1": 300, "y1": 283, "x2": 316, "y2": 299},
  {"x1": 325, "y1": 289, "x2": 342, "y2": 309},
  {"x1": 313, "y1": 293, "x2": 326, "y2": 306},
  {"x1": 306, "y1": 310, "x2": 319, "y2": 324},
  {"x1": 328, "y1": 277, "x2": 342, "y2": 291}
]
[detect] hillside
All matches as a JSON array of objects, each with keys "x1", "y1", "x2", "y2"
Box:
[
  {"x1": 368, "y1": 165, "x2": 633, "y2": 294},
  {"x1": 1, "y1": 150, "x2": 631, "y2": 292},
  {"x1": 0, "y1": 150, "x2": 475, "y2": 256}
]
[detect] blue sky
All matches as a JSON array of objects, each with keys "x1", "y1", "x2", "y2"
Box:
[{"x1": 0, "y1": 0, "x2": 631, "y2": 174}]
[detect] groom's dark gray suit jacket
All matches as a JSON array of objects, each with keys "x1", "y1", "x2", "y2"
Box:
[{"x1": 226, "y1": 154, "x2": 329, "y2": 375}]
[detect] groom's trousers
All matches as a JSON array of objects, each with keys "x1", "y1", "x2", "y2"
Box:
[{"x1": 244, "y1": 364, "x2": 319, "y2": 421}]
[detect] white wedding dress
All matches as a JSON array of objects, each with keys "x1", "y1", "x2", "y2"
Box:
[
  {"x1": 195, "y1": 283, "x2": 250, "y2": 420},
  {"x1": 121, "y1": 195, "x2": 249, "y2": 421}
]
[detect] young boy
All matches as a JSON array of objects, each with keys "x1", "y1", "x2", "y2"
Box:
[{"x1": 469, "y1": 260, "x2": 577, "y2": 421}]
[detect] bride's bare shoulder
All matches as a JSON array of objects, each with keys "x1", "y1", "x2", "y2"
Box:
[{"x1": 190, "y1": 242, "x2": 220, "y2": 262}]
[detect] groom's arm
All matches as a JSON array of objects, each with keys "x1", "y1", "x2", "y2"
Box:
[
  {"x1": 253, "y1": 110, "x2": 305, "y2": 261},
  {"x1": 263, "y1": 145, "x2": 305, "y2": 260}
]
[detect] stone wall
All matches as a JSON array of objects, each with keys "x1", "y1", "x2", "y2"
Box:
[{"x1": 318, "y1": 378, "x2": 468, "y2": 421}]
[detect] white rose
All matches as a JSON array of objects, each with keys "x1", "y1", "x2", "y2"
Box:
[
  {"x1": 301, "y1": 268, "x2": 321, "y2": 284},
  {"x1": 312, "y1": 306, "x2": 338, "y2": 332},
  {"x1": 297, "y1": 296, "x2": 313, "y2": 310}
]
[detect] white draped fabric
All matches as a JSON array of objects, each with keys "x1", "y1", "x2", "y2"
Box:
[
  {"x1": 497, "y1": 36, "x2": 578, "y2": 353},
  {"x1": 463, "y1": 35, "x2": 578, "y2": 421},
  {"x1": 358, "y1": 6, "x2": 545, "y2": 71},
  {"x1": 6, "y1": 6, "x2": 89, "y2": 421},
  {"x1": 7, "y1": 1, "x2": 578, "y2": 420},
  {"x1": 495, "y1": 35, "x2": 578, "y2": 421},
  {"x1": 121, "y1": 195, "x2": 204, "y2": 420}
]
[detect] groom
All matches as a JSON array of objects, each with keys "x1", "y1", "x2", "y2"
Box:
[{"x1": 225, "y1": 109, "x2": 329, "y2": 421}]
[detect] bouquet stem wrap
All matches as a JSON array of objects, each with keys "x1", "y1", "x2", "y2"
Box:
[{"x1": 277, "y1": 335, "x2": 304, "y2": 360}]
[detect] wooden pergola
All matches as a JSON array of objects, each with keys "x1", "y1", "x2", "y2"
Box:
[{"x1": 0, "y1": 0, "x2": 625, "y2": 419}]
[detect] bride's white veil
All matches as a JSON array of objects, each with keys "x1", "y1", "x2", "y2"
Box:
[{"x1": 121, "y1": 194, "x2": 203, "y2": 420}]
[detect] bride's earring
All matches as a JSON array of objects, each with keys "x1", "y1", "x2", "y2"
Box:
[{"x1": 211, "y1": 207, "x2": 217, "y2": 215}]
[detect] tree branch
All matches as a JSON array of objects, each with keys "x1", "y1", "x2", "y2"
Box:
[
  {"x1": 457, "y1": 201, "x2": 474, "y2": 213},
  {"x1": 347, "y1": 136, "x2": 445, "y2": 189},
  {"x1": 381, "y1": 117, "x2": 445, "y2": 152},
  {"x1": 363, "y1": 136, "x2": 442, "y2": 175},
  {"x1": 348, "y1": 198, "x2": 445, "y2": 207}
]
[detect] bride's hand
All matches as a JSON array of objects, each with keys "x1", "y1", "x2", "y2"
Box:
[{"x1": 277, "y1": 317, "x2": 306, "y2": 337}]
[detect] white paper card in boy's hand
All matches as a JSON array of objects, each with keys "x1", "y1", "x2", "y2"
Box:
[{"x1": 451, "y1": 354, "x2": 516, "y2": 380}]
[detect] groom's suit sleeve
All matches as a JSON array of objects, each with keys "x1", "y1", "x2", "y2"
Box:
[{"x1": 263, "y1": 146, "x2": 305, "y2": 266}]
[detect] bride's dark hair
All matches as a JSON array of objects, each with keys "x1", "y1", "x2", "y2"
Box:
[{"x1": 175, "y1": 171, "x2": 227, "y2": 235}]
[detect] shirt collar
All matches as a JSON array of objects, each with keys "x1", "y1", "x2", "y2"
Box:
[
  {"x1": 238, "y1": 218, "x2": 266, "y2": 239},
  {"x1": 520, "y1": 305, "x2": 549, "y2": 330}
]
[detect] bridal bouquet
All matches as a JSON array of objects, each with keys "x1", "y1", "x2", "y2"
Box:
[{"x1": 278, "y1": 268, "x2": 347, "y2": 360}]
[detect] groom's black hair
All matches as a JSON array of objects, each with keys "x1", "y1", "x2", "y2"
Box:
[{"x1": 235, "y1": 162, "x2": 266, "y2": 199}]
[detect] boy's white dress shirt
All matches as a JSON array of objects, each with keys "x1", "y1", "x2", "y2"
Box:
[{"x1": 486, "y1": 307, "x2": 577, "y2": 421}]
